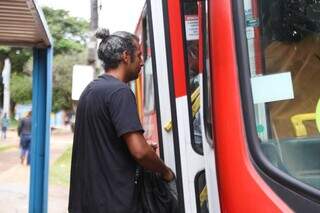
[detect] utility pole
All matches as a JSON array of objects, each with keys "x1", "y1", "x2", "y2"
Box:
[
  {"x1": 88, "y1": 0, "x2": 99, "y2": 73},
  {"x1": 71, "y1": 0, "x2": 99, "y2": 123}
]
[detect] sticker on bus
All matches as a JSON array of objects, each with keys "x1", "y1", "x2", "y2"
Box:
[
  {"x1": 250, "y1": 72, "x2": 294, "y2": 104},
  {"x1": 185, "y1": 15, "x2": 199, "y2": 41}
]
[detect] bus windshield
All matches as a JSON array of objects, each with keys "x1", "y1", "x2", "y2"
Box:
[{"x1": 243, "y1": 0, "x2": 320, "y2": 190}]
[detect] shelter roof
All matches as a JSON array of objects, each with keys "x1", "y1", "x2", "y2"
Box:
[{"x1": 0, "y1": 0, "x2": 52, "y2": 48}]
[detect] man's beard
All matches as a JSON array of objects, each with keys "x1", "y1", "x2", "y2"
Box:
[{"x1": 127, "y1": 70, "x2": 140, "y2": 82}]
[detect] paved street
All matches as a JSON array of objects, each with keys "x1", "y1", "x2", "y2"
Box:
[{"x1": 0, "y1": 128, "x2": 73, "y2": 213}]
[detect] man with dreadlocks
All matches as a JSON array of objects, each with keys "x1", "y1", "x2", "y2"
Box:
[{"x1": 68, "y1": 29, "x2": 174, "y2": 213}]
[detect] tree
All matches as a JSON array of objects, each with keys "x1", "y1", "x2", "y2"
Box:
[
  {"x1": 0, "y1": 7, "x2": 90, "y2": 114},
  {"x1": 42, "y1": 7, "x2": 90, "y2": 112},
  {"x1": 42, "y1": 7, "x2": 89, "y2": 56},
  {"x1": 0, "y1": 47, "x2": 32, "y2": 114},
  {"x1": 51, "y1": 51, "x2": 87, "y2": 112},
  {"x1": 0, "y1": 47, "x2": 32, "y2": 74},
  {"x1": 10, "y1": 73, "x2": 32, "y2": 104}
]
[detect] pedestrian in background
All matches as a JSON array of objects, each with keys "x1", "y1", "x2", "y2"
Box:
[
  {"x1": 1, "y1": 113, "x2": 9, "y2": 140},
  {"x1": 18, "y1": 111, "x2": 32, "y2": 165}
]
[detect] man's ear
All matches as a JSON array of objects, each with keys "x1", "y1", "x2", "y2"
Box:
[{"x1": 122, "y1": 50, "x2": 130, "y2": 64}]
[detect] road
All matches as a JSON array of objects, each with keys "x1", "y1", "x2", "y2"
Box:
[{"x1": 0, "y1": 128, "x2": 73, "y2": 213}]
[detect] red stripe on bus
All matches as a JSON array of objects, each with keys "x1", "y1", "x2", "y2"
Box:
[{"x1": 167, "y1": 0, "x2": 187, "y2": 97}]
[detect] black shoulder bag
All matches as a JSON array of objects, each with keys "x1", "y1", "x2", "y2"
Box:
[{"x1": 134, "y1": 167, "x2": 179, "y2": 213}]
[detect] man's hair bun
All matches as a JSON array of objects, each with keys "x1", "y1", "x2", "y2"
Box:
[{"x1": 95, "y1": 28, "x2": 110, "y2": 40}]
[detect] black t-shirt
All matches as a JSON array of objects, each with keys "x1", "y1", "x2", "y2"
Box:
[{"x1": 68, "y1": 74, "x2": 144, "y2": 213}]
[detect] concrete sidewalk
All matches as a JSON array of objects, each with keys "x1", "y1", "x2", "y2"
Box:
[{"x1": 0, "y1": 128, "x2": 73, "y2": 213}]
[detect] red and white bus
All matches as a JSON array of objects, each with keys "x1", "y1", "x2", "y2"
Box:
[{"x1": 132, "y1": 0, "x2": 320, "y2": 212}]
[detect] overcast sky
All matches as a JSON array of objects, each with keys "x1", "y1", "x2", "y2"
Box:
[{"x1": 37, "y1": 0, "x2": 145, "y2": 33}]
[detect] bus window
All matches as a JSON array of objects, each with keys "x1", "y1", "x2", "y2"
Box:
[
  {"x1": 195, "y1": 171, "x2": 209, "y2": 213},
  {"x1": 141, "y1": 16, "x2": 160, "y2": 147},
  {"x1": 182, "y1": 0, "x2": 204, "y2": 155},
  {"x1": 243, "y1": 0, "x2": 320, "y2": 190},
  {"x1": 181, "y1": 2, "x2": 217, "y2": 212},
  {"x1": 142, "y1": 16, "x2": 155, "y2": 114},
  {"x1": 203, "y1": 0, "x2": 213, "y2": 145}
]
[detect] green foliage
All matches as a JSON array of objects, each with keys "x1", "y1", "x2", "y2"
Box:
[
  {"x1": 42, "y1": 7, "x2": 90, "y2": 112},
  {"x1": 50, "y1": 146, "x2": 72, "y2": 186},
  {"x1": 0, "y1": 47, "x2": 10, "y2": 70},
  {"x1": 55, "y1": 38, "x2": 84, "y2": 54},
  {"x1": 0, "y1": 46, "x2": 10, "y2": 53},
  {"x1": 0, "y1": 144, "x2": 15, "y2": 152},
  {"x1": 0, "y1": 47, "x2": 32, "y2": 74},
  {"x1": 52, "y1": 51, "x2": 87, "y2": 112},
  {"x1": 9, "y1": 48, "x2": 32, "y2": 73},
  {"x1": 9, "y1": 118, "x2": 18, "y2": 129},
  {"x1": 43, "y1": 7, "x2": 89, "y2": 55},
  {"x1": 10, "y1": 73, "x2": 32, "y2": 104},
  {"x1": 0, "y1": 7, "x2": 90, "y2": 113}
]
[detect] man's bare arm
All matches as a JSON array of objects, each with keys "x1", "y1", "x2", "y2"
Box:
[{"x1": 122, "y1": 132, "x2": 174, "y2": 182}]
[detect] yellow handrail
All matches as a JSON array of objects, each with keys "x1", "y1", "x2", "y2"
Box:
[
  {"x1": 164, "y1": 86, "x2": 200, "y2": 132},
  {"x1": 316, "y1": 98, "x2": 320, "y2": 133},
  {"x1": 191, "y1": 87, "x2": 200, "y2": 103},
  {"x1": 192, "y1": 95, "x2": 200, "y2": 117},
  {"x1": 199, "y1": 186, "x2": 208, "y2": 207},
  {"x1": 291, "y1": 113, "x2": 316, "y2": 137}
]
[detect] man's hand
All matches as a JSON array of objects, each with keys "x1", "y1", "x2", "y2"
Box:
[
  {"x1": 149, "y1": 142, "x2": 158, "y2": 151},
  {"x1": 162, "y1": 168, "x2": 175, "y2": 182},
  {"x1": 123, "y1": 132, "x2": 173, "y2": 179}
]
